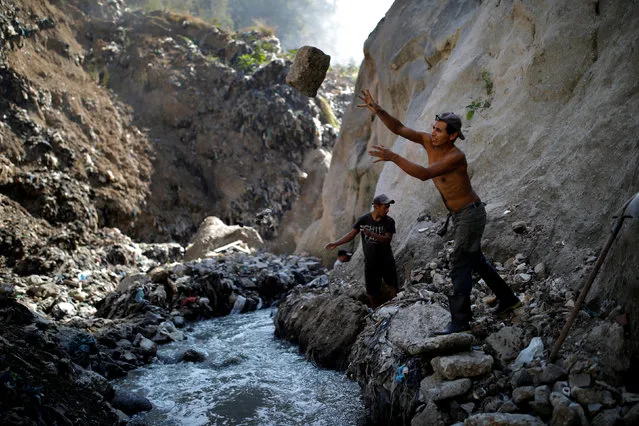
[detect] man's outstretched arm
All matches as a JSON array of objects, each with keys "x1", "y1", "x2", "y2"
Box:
[
  {"x1": 357, "y1": 89, "x2": 430, "y2": 145},
  {"x1": 325, "y1": 229, "x2": 358, "y2": 250},
  {"x1": 369, "y1": 145, "x2": 465, "y2": 181}
]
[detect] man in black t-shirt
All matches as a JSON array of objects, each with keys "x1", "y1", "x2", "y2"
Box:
[{"x1": 325, "y1": 194, "x2": 399, "y2": 308}]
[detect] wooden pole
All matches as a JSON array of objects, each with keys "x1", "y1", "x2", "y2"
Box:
[{"x1": 549, "y1": 215, "x2": 626, "y2": 362}]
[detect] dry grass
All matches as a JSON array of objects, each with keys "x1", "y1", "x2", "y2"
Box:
[
  {"x1": 240, "y1": 18, "x2": 277, "y2": 37},
  {"x1": 164, "y1": 10, "x2": 210, "y2": 27}
]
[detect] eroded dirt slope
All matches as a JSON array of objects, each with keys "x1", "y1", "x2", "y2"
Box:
[{"x1": 1, "y1": 0, "x2": 350, "y2": 250}]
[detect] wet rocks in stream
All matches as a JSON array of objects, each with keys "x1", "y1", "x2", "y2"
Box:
[{"x1": 1, "y1": 224, "x2": 328, "y2": 424}]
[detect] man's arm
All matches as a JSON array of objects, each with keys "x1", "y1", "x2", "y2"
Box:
[
  {"x1": 357, "y1": 89, "x2": 430, "y2": 145},
  {"x1": 325, "y1": 228, "x2": 358, "y2": 250},
  {"x1": 361, "y1": 228, "x2": 393, "y2": 244},
  {"x1": 368, "y1": 145, "x2": 466, "y2": 181}
]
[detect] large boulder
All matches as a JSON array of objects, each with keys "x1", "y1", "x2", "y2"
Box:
[
  {"x1": 274, "y1": 291, "x2": 368, "y2": 369},
  {"x1": 184, "y1": 216, "x2": 263, "y2": 261}
]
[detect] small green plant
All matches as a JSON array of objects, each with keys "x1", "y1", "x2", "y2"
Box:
[
  {"x1": 177, "y1": 34, "x2": 193, "y2": 45},
  {"x1": 465, "y1": 99, "x2": 491, "y2": 120},
  {"x1": 284, "y1": 49, "x2": 298, "y2": 60},
  {"x1": 257, "y1": 40, "x2": 278, "y2": 54},
  {"x1": 84, "y1": 63, "x2": 109, "y2": 88},
  {"x1": 235, "y1": 44, "x2": 268, "y2": 73},
  {"x1": 481, "y1": 70, "x2": 493, "y2": 96},
  {"x1": 205, "y1": 53, "x2": 221, "y2": 64},
  {"x1": 236, "y1": 53, "x2": 263, "y2": 72},
  {"x1": 466, "y1": 70, "x2": 494, "y2": 120},
  {"x1": 99, "y1": 69, "x2": 110, "y2": 88}
]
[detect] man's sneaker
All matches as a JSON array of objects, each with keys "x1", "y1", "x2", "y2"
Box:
[
  {"x1": 434, "y1": 322, "x2": 472, "y2": 335},
  {"x1": 493, "y1": 299, "x2": 522, "y2": 316}
]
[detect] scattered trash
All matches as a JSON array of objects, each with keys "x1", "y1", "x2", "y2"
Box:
[
  {"x1": 394, "y1": 365, "x2": 408, "y2": 383},
  {"x1": 512, "y1": 337, "x2": 544, "y2": 369},
  {"x1": 135, "y1": 287, "x2": 146, "y2": 303}
]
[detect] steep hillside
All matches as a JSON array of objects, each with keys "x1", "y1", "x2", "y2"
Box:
[
  {"x1": 1, "y1": 0, "x2": 350, "y2": 254},
  {"x1": 299, "y1": 0, "x2": 639, "y2": 344},
  {"x1": 1, "y1": 0, "x2": 152, "y2": 238},
  {"x1": 75, "y1": 6, "x2": 344, "y2": 244}
]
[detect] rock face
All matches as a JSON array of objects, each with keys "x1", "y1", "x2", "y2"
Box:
[
  {"x1": 274, "y1": 290, "x2": 368, "y2": 369},
  {"x1": 296, "y1": 0, "x2": 639, "y2": 355},
  {"x1": 82, "y1": 10, "x2": 342, "y2": 245}
]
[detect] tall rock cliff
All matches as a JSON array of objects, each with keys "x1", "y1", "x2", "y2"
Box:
[{"x1": 298, "y1": 0, "x2": 639, "y2": 341}]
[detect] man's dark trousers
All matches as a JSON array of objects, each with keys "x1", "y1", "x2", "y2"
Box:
[{"x1": 448, "y1": 202, "x2": 517, "y2": 326}]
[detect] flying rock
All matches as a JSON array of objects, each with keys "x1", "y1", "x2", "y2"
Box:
[{"x1": 285, "y1": 46, "x2": 331, "y2": 97}]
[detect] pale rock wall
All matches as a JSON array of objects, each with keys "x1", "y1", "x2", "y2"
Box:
[
  {"x1": 268, "y1": 148, "x2": 332, "y2": 253},
  {"x1": 298, "y1": 0, "x2": 639, "y2": 304}
]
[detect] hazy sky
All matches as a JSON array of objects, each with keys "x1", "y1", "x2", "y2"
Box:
[{"x1": 326, "y1": 0, "x2": 394, "y2": 65}]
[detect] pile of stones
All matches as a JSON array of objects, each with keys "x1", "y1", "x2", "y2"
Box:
[{"x1": 274, "y1": 243, "x2": 638, "y2": 425}]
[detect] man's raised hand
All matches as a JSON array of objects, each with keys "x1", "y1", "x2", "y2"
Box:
[
  {"x1": 357, "y1": 89, "x2": 378, "y2": 113},
  {"x1": 368, "y1": 145, "x2": 396, "y2": 163}
]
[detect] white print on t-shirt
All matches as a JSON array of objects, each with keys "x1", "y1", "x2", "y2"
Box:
[{"x1": 361, "y1": 224, "x2": 386, "y2": 244}]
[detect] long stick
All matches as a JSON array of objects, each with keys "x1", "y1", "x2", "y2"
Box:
[{"x1": 549, "y1": 216, "x2": 625, "y2": 362}]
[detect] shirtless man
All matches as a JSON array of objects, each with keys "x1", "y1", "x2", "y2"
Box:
[{"x1": 358, "y1": 89, "x2": 520, "y2": 334}]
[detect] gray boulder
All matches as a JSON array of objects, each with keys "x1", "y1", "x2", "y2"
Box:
[
  {"x1": 184, "y1": 216, "x2": 263, "y2": 261},
  {"x1": 110, "y1": 388, "x2": 152, "y2": 416},
  {"x1": 274, "y1": 292, "x2": 367, "y2": 369},
  {"x1": 285, "y1": 46, "x2": 330, "y2": 97}
]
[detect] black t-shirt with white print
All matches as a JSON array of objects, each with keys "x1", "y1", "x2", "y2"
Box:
[{"x1": 353, "y1": 213, "x2": 396, "y2": 263}]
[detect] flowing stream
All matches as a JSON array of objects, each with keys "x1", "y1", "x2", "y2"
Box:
[{"x1": 115, "y1": 308, "x2": 366, "y2": 425}]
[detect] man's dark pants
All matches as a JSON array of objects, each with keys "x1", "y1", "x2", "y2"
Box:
[
  {"x1": 448, "y1": 202, "x2": 517, "y2": 327},
  {"x1": 364, "y1": 255, "x2": 398, "y2": 301}
]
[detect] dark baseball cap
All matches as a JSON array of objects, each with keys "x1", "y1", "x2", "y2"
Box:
[
  {"x1": 373, "y1": 194, "x2": 395, "y2": 205},
  {"x1": 436, "y1": 112, "x2": 465, "y2": 140},
  {"x1": 337, "y1": 249, "x2": 352, "y2": 257}
]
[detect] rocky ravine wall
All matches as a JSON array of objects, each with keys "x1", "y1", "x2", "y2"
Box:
[
  {"x1": 1, "y1": 0, "x2": 354, "y2": 254},
  {"x1": 298, "y1": 0, "x2": 639, "y2": 342}
]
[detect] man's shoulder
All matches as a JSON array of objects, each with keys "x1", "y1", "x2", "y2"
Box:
[
  {"x1": 353, "y1": 212, "x2": 371, "y2": 227},
  {"x1": 356, "y1": 212, "x2": 372, "y2": 221},
  {"x1": 450, "y1": 146, "x2": 468, "y2": 162}
]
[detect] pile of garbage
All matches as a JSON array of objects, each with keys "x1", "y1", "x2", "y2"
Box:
[
  {"x1": 274, "y1": 242, "x2": 638, "y2": 425},
  {"x1": 1, "y1": 208, "x2": 328, "y2": 424},
  {"x1": 0, "y1": 291, "x2": 123, "y2": 424}
]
